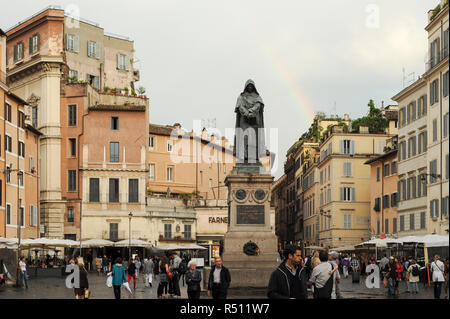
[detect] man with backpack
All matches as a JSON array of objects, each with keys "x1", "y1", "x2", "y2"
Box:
[
  {"x1": 308, "y1": 250, "x2": 339, "y2": 299},
  {"x1": 407, "y1": 259, "x2": 420, "y2": 294}
]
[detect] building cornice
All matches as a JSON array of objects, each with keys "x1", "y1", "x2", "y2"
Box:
[
  {"x1": 7, "y1": 56, "x2": 64, "y2": 84},
  {"x1": 391, "y1": 77, "x2": 427, "y2": 102},
  {"x1": 425, "y1": 5, "x2": 449, "y2": 32}
]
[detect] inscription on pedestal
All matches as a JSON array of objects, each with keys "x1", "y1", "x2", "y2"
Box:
[{"x1": 237, "y1": 205, "x2": 265, "y2": 224}]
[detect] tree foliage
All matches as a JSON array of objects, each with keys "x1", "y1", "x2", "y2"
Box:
[{"x1": 351, "y1": 99, "x2": 388, "y2": 134}]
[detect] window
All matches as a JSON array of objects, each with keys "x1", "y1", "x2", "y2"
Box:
[
  {"x1": 391, "y1": 193, "x2": 398, "y2": 207},
  {"x1": 391, "y1": 161, "x2": 397, "y2": 174},
  {"x1": 343, "y1": 214, "x2": 352, "y2": 229},
  {"x1": 68, "y1": 170, "x2": 76, "y2": 191},
  {"x1": 430, "y1": 79, "x2": 439, "y2": 105},
  {"x1": 5, "y1": 103, "x2": 11, "y2": 122},
  {"x1": 419, "y1": 212, "x2": 425, "y2": 229},
  {"x1": 377, "y1": 220, "x2": 380, "y2": 235},
  {"x1": 149, "y1": 164, "x2": 155, "y2": 181},
  {"x1": 383, "y1": 163, "x2": 390, "y2": 177},
  {"x1": 430, "y1": 160, "x2": 438, "y2": 183},
  {"x1": 6, "y1": 204, "x2": 11, "y2": 225},
  {"x1": 18, "y1": 170, "x2": 24, "y2": 187},
  {"x1": 66, "y1": 34, "x2": 79, "y2": 52},
  {"x1": 167, "y1": 140, "x2": 173, "y2": 152},
  {"x1": 393, "y1": 218, "x2": 397, "y2": 233},
  {"x1": 418, "y1": 131, "x2": 428, "y2": 154},
  {"x1": 341, "y1": 139, "x2": 354, "y2": 155},
  {"x1": 340, "y1": 187, "x2": 355, "y2": 202},
  {"x1": 5, "y1": 165, "x2": 11, "y2": 184},
  {"x1": 5, "y1": 135, "x2": 12, "y2": 153},
  {"x1": 86, "y1": 74, "x2": 100, "y2": 89},
  {"x1": 13, "y1": 42, "x2": 23, "y2": 61},
  {"x1": 128, "y1": 179, "x2": 139, "y2": 203},
  {"x1": 385, "y1": 219, "x2": 389, "y2": 234},
  {"x1": 376, "y1": 167, "x2": 380, "y2": 181},
  {"x1": 110, "y1": 142, "x2": 119, "y2": 162},
  {"x1": 383, "y1": 194, "x2": 390, "y2": 209},
  {"x1": 399, "y1": 215, "x2": 405, "y2": 231},
  {"x1": 167, "y1": 167, "x2": 173, "y2": 182},
  {"x1": 409, "y1": 214, "x2": 415, "y2": 231},
  {"x1": 430, "y1": 199, "x2": 439, "y2": 218},
  {"x1": 89, "y1": 178, "x2": 100, "y2": 202},
  {"x1": 88, "y1": 40, "x2": 100, "y2": 59},
  {"x1": 68, "y1": 105, "x2": 77, "y2": 126},
  {"x1": 374, "y1": 197, "x2": 381, "y2": 211},
  {"x1": 111, "y1": 117, "x2": 119, "y2": 130},
  {"x1": 444, "y1": 71, "x2": 449, "y2": 97},
  {"x1": 69, "y1": 138, "x2": 76, "y2": 157},
  {"x1": 432, "y1": 119, "x2": 438, "y2": 142},
  {"x1": 343, "y1": 162, "x2": 352, "y2": 177},
  {"x1": 443, "y1": 197, "x2": 449, "y2": 217},
  {"x1": 109, "y1": 223, "x2": 118, "y2": 241},
  {"x1": 67, "y1": 208, "x2": 74, "y2": 223},
  {"x1": 446, "y1": 154, "x2": 449, "y2": 180},
  {"x1": 69, "y1": 69, "x2": 78, "y2": 82},
  {"x1": 18, "y1": 111, "x2": 25, "y2": 129},
  {"x1": 109, "y1": 179, "x2": 119, "y2": 202},
  {"x1": 19, "y1": 207, "x2": 24, "y2": 227},
  {"x1": 29, "y1": 206, "x2": 38, "y2": 227},
  {"x1": 320, "y1": 171, "x2": 323, "y2": 184},
  {"x1": 32, "y1": 106, "x2": 38, "y2": 128},
  {"x1": 29, "y1": 34, "x2": 39, "y2": 54},
  {"x1": 117, "y1": 54, "x2": 130, "y2": 70},
  {"x1": 164, "y1": 224, "x2": 172, "y2": 239},
  {"x1": 444, "y1": 112, "x2": 449, "y2": 138},
  {"x1": 149, "y1": 136, "x2": 154, "y2": 149},
  {"x1": 18, "y1": 141, "x2": 25, "y2": 157},
  {"x1": 184, "y1": 225, "x2": 191, "y2": 240}
]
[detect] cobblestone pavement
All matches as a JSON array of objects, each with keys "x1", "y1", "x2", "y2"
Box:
[{"x1": 0, "y1": 271, "x2": 447, "y2": 299}]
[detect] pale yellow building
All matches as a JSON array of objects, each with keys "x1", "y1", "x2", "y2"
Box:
[{"x1": 317, "y1": 125, "x2": 396, "y2": 248}]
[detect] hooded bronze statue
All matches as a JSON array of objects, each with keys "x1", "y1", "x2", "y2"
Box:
[{"x1": 234, "y1": 79, "x2": 266, "y2": 164}]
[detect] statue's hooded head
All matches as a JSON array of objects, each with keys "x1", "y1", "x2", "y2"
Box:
[{"x1": 242, "y1": 79, "x2": 259, "y2": 95}]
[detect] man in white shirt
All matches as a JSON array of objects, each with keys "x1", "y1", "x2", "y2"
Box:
[
  {"x1": 19, "y1": 257, "x2": 28, "y2": 289},
  {"x1": 431, "y1": 255, "x2": 445, "y2": 299}
]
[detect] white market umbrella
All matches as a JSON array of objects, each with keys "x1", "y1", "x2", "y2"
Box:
[
  {"x1": 81, "y1": 239, "x2": 115, "y2": 248},
  {"x1": 179, "y1": 244, "x2": 208, "y2": 250},
  {"x1": 154, "y1": 244, "x2": 182, "y2": 251},
  {"x1": 114, "y1": 239, "x2": 152, "y2": 247}
]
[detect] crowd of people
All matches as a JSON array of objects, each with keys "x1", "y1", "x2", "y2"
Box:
[{"x1": 268, "y1": 245, "x2": 450, "y2": 299}]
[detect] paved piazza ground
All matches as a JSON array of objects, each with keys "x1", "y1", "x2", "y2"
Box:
[{"x1": 0, "y1": 271, "x2": 444, "y2": 299}]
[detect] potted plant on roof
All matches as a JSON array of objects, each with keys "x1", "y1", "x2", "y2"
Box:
[
  {"x1": 131, "y1": 88, "x2": 137, "y2": 96},
  {"x1": 103, "y1": 86, "x2": 110, "y2": 94},
  {"x1": 111, "y1": 88, "x2": 117, "y2": 95},
  {"x1": 137, "y1": 86, "x2": 146, "y2": 98},
  {"x1": 124, "y1": 87, "x2": 129, "y2": 96}
]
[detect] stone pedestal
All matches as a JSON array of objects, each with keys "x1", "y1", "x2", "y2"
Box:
[{"x1": 222, "y1": 167, "x2": 278, "y2": 288}]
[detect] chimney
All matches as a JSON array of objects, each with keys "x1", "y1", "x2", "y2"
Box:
[{"x1": 381, "y1": 101, "x2": 384, "y2": 109}]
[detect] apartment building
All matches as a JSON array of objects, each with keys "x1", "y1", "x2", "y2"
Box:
[
  {"x1": 317, "y1": 124, "x2": 396, "y2": 248},
  {"x1": 392, "y1": 0, "x2": 449, "y2": 236},
  {"x1": 5, "y1": 7, "x2": 142, "y2": 239},
  {"x1": 365, "y1": 136, "x2": 399, "y2": 238}
]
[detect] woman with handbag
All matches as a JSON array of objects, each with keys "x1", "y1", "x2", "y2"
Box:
[
  {"x1": 186, "y1": 260, "x2": 202, "y2": 299},
  {"x1": 157, "y1": 255, "x2": 170, "y2": 299},
  {"x1": 431, "y1": 255, "x2": 445, "y2": 299}
]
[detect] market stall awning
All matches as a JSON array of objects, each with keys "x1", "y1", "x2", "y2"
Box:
[
  {"x1": 397, "y1": 235, "x2": 449, "y2": 247},
  {"x1": 332, "y1": 245, "x2": 355, "y2": 252},
  {"x1": 113, "y1": 239, "x2": 153, "y2": 247},
  {"x1": 81, "y1": 239, "x2": 115, "y2": 247}
]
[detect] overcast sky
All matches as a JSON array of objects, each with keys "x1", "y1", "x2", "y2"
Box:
[{"x1": 1, "y1": 0, "x2": 437, "y2": 178}]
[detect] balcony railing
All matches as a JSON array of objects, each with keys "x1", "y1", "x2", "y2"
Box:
[{"x1": 426, "y1": 47, "x2": 449, "y2": 72}]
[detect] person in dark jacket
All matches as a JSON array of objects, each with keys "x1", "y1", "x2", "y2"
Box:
[
  {"x1": 267, "y1": 244, "x2": 308, "y2": 299},
  {"x1": 127, "y1": 259, "x2": 137, "y2": 289},
  {"x1": 207, "y1": 257, "x2": 231, "y2": 299},
  {"x1": 384, "y1": 256, "x2": 398, "y2": 299},
  {"x1": 186, "y1": 260, "x2": 202, "y2": 299}
]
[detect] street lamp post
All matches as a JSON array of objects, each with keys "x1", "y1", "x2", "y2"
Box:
[{"x1": 128, "y1": 212, "x2": 133, "y2": 260}]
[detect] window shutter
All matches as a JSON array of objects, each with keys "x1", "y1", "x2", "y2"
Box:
[
  {"x1": 14, "y1": 45, "x2": 17, "y2": 61},
  {"x1": 340, "y1": 140, "x2": 344, "y2": 154},
  {"x1": 423, "y1": 95, "x2": 427, "y2": 114},
  {"x1": 412, "y1": 101, "x2": 416, "y2": 120},
  {"x1": 29, "y1": 37, "x2": 33, "y2": 54},
  {"x1": 74, "y1": 35, "x2": 79, "y2": 53},
  {"x1": 126, "y1": 56, "x2": 131, "y2": 70},
  {"x1": 350, "y1": 140, "x2": 355, "y2": 155},
  {"x1": 418, "y1": 133, "x2": 422, "y2": 154},
  {"x1": 96, "y1": 42, "x2": 101, "y2": 59},
  {"x1": 351, "y1": 188, "x2": 355, "y2": 202},
  {"x1": 340, "y1": 187, "x2": 344, "y2": 201},
  {"x1": 117, "y1": 54, "x2": 121, "y2": 69}
]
